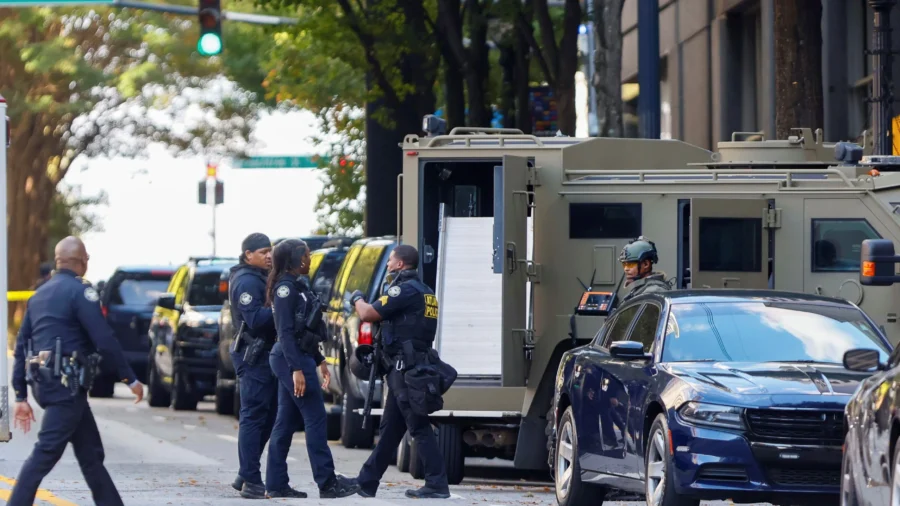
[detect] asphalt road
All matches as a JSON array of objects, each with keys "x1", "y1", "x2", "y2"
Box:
[{"x1": 0, "y1": 382, "x2": 762, "y2": 506}]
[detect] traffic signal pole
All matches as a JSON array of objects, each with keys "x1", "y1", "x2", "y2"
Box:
[{"x1": 0, "y1": 94, "x2": 10, "y2": 443}]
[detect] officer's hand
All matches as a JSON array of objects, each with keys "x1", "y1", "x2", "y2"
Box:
[
  {"x1": 292, "y1": 370, "x2": 306, "y2": 397},
  {"x1": 130, "y1": 382, "x2": 144, "y2": 404},
  {"x1": 13, "y1": 401, "x2": 35, "y2": 435},
  {"x1": 350, "y1": 290, "x2": 365, "y2": 305},
  {"x1": 319, "y1": 362, "x2": 331, "y2": 390}
]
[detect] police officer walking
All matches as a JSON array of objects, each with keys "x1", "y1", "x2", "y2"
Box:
[
  {"x1": 264, "y1": 239, "x2": 360, "y2": 499},
  {"x1": 9, "y1": 236, "x2": 144, "y2": 506},
  {"x1": 619, "y1": 236, "x2": 672, "y2": 302},
  {"x1": 228, "y1": 233, "x2": 304, "y2": 499},
  {"x1": 348, "y1": 244, "x2": 451, "y2": 499}
]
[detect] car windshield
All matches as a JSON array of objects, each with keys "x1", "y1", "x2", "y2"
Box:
[
  {"x1": 115, "y1": 279, "x2": 171, "y2": 307},
  {"x1": 662, "y1": 301, "x2": 891, "y2": 364},
  {"x1": 188, "y1": 271, "x2": 226, "y2": 306}
]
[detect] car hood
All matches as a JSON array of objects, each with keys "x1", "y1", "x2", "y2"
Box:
[{"x1": 664, "y1": 361, "x2": 870, "y2": 397}]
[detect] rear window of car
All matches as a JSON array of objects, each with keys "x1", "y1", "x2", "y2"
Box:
[
  {"x1": 188, "y1": 271, "x2": 227, "y2": 306},
  {"x1": 108, "y1": 272, "x2": 173, "y2": 306}
]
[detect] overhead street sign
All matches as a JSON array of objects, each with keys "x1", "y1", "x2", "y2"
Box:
[{"x1": 230, "y1": 155, "x2": 329, "y2": 169}]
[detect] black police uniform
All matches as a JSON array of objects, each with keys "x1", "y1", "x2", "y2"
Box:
[
  {"x1": 355, "y1": 269, "x2": 449, "y2": 497},
  {"x1": 266, "y1": 274, "x2": 358, "y2": 498},
  {"x1": 227, "y1": 263, "x2": 278, "y2": 492},
  {"x1": 10, "y1": 269, "x2": 138, "y2": 506}
]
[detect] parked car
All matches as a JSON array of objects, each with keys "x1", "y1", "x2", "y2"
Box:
[
  {"x1": 146, "y1": 256, "x2": 237, "y2": 411},
  {"x1": 91, "y1": 266, "x2": 174, "y2": 397},
  {"x1": 322, "y1": 236, "x2": 397, "y2": 449},
  {"x1": 840, "y1": 344, "x2": 899, "y2": 505},
  {"x1": 547, "y1": 290, "x2": 891, "y2": 506},
  {"x1": 214, "y1": 241, "x2": 352, "y2": 417}
]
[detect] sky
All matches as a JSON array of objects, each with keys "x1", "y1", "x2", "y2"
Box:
[{"x1": 66, "y1": 109, "x2": 328, "y2": 283}]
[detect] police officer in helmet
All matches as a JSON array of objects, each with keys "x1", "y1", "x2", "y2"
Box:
[
  {"x1": 229, "y1": 232, "x2": 303, "y2": 499},
  {"x1": 619, "y1": 236, "x2": 671, "y2": 301},
  {"x1": 9, "y1": 237, "x2": 144, "y2": 506},
  {"x1": 265, "y1": 239, "x2": 360, "y2": 499},
  {"x1": 348, "y1": 244, "x2": 451, "y2": 499}
]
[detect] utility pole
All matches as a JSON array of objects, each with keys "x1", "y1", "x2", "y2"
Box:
[
  {"x1": 637, "y1": 0, "x2": 660, "y2": 139},
  {"x1": 199, "y1": 163, "x2": 224, "y2": 256},
  {"x1": 0, "y1": 93, "x2": 10, "y2": 443}
]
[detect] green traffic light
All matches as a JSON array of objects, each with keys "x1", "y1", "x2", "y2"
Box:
[{"x1": 198, "y1": 33, "x2": 222, "y2": 56}]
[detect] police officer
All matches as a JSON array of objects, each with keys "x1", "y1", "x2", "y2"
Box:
[
  {"x1": 228, "y1": 233, "x2": 304, "y2": 499},
  {"x1": 9, "y1": 236, "x2": 144, "y2": 506},
  {"x1": 348, "y1": 244, "x2": 450, "y2": 499},
  {"x1": 619, "y1": 236, "x2": 671, "y2": 301},
  {"x1": 265, "y1": 239, "x2": 360, "y2": 499}
]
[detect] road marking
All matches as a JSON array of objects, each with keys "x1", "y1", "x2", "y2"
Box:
[
  {"x1": 217, "y1": 434, "x2": 239, "y2": 443},
  {"x1": 0, "y1": 475, "x2": 79, "y2": 506},
  {"x1": 152, "y1": 415, "x2": 166, "y2": 422},
  {"x1": 183, "y1": 424, "x2": 196, "y2": 430}
]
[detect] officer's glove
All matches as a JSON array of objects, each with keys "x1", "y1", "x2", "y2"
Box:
[{"x1": 350, "y1": 290, "x2": 366, "y2": 305}]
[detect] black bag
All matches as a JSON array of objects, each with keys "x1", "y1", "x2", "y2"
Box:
[
  {"x1": 426, "y1": 349, "x2": 458, "y2": 394},
  {"x1": 404, "y1": 365, "x2": 444, "y2": 416}
]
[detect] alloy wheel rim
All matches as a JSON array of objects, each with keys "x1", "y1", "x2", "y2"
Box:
[
  {"x1": 646, "y1": 429, "x2": 667, "y2": 506},
  {"x1": 556, "y1": 420, "x2": 574, "y2": 499}
]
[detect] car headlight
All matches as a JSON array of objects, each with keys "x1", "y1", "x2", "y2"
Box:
[{"x1": 678, "y1": 402, "x2": 746, "y2": 430}]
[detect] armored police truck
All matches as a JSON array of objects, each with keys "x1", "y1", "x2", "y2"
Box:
[{"x1": 378, "y1": 125, "x2": 899, "y2": 484}]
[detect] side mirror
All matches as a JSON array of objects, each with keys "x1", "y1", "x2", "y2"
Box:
[
  {"x1": 609, "y1": 341, "x2": 650, "y2": 361},
  {"x1": 860, "y1": 239, "x2": 900, "y2": 286},
  {"x1": 575, "y1": 291, "x2": 614, "y2": 317},
  {"x1": 843, "y1": 348, "x2": 886, "y2": 372},
  {"x1": 157, "y1": 293, "x2": 178, "y2": 311}
]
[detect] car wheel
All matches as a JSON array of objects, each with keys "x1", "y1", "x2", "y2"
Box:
[
  {"x1": 171, "y1": 370, "x2": 198, "y2": 411},
  {"x1": 555, "y1": 406, "x2": 603, "y2": 506},
  {"x1": 146, "y1": 350, "x2": 170, "y2": 408},
  {"x1": 646, "y1": 414, "x2": 699, "y2": 506},
  {"x1": 339, "y1": 369, "x2": 375, "y2": 449},
  {"x1": 841, "y1": 435, "x2": 860, "y2": 506},
  {"x1": 214, "y1": 371, "x2": 234, "y2": 416},
  {"x1": 89, "y1": 377, "x2": 115, "y2": 398},
  {"x1": 396, "y1": 431, "x2": 411, "y2": 472},
  {"x1": 891, "y1": 436, "x2": 900, "y2": 506}
]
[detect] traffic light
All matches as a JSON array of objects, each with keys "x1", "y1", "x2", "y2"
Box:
[
  {"x1": 197, "y1": 0, "x2": 223, "y2": 56},
  {"x1": 206, "y1": 163, "x2": 217, "y2": 178},
  {"x1": 214, "y1": 180, "x2": 224, "y2": 204},
  {"x1": 198, "y1": 180, "x2": 207, "y2": 204}
]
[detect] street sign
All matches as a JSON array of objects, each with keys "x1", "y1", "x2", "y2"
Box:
[
  {"x1": 0, "y1": 0, "x2": 113, "y2": 4},
  {"x1": 230, "y1": 155, "x2": 328, "y2": 169}
]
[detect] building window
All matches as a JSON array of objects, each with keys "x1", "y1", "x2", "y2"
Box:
[
  {"x1": 811, "y1": 218, "x2": 881, "y2": 272},
  {"x1": 569, "y1": 203, "x2": 642, "y2": 239},
  {"x1": 698, "y1": 217, "x2": 763, "y2": 272}
]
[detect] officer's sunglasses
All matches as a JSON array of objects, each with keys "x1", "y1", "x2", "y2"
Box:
[{"x1": 621, "y1": 261, "x2": 638, "y2": 269}]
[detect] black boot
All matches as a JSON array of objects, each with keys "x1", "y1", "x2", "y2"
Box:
[
  {"x1": 231, "y1": 475, "x2": 244, "y2": 492},
  {"x1": 405, "y1": 486, "x2": 451, "y2": 499},
  {"x1": 319, "y1": 474, "x2": 361, "y2": 499},
  {"x1": 266, "y1": 486, "x2": 308, "y2": 498},
  {"x1": 346, "y1": 477, "x2": 377, "y2": 498},
  {"x1": 240, "y1": 482, "x2": 267, "y2": 499}
]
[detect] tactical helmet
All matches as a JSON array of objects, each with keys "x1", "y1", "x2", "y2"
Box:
[
  {"x1": 349, "y1": 344, "x2": 376, "y2": 380},
  {"x1": 619, "y1": 236, "x2": 658, "y2": 264}
]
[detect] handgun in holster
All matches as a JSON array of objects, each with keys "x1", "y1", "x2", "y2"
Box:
[
  {"x1": 294, "y1": 298, "x2": 326, "y2": 355},
  {"x1": 230, "y1": 321, "x2": 247, "y2": 354},
  {"x1": 78, "y1": 352, "x2": 103, "y2": 391},
  {"x1": 242, "y1": 331, "x2": 267, "y2": 366}
]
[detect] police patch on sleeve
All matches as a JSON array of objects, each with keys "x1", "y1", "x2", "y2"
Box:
[
  {"x1": 240, "y1": 292, "x2": 252, "y2": 305},
  {"x1": 277, "y1": 285, "x2": 290, "y2": 298},
  {"x1": 84, "y1": 287, "x2": 99, "y2": 302},
  {"x1": 387, "y1": 286, "x2": 401, "y2": 297}
]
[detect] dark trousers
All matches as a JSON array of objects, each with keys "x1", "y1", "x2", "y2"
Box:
[
  {"x1": 266, "y1": 350, "x2": 336, "y2": 491},
  {"x1": 357, "y1": 369, "x2": 448, "y2": 494},
  {"x1": 9, "y1": 388, "x2": 123, "y2": 506},
  {"x1": 232, "y1": 351, "x2": 278, "y2": 486}
]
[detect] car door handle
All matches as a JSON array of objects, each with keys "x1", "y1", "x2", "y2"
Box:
[
  {"x1": 602, "y1": 377, "x2": 609, "y2": 391},
  {"x1": 574, "y1": 364, "x2": 582, "y2": 378}
]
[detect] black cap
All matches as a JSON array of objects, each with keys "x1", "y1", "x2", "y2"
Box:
[{"x1": 241, "y1": 233, "x2": 271, "y2": 255}]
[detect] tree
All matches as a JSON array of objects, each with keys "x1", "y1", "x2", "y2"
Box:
[
  {"x1": 436, "y1": 0, "x2": 493, "y2": 127},
  {"x1": 593, "y1": 0, "x2": 625, "y2": 137},
  {"x1": 0, "y1": 5, "x2": 266, "y2": 303},
  {"x1": 774, "y1": 0, "x2": 824, "y2": 139},
  {"x1": 47, "y1": 184, "x2": 109, "y2": 261}
]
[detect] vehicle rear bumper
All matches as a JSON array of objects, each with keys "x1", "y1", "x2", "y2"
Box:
[
  {"x1": 175, "y1": 339, "x2": 218, "y2": 395},
  {"x1": 670, "y1": 419, "x2": 840, "y2": 504}
]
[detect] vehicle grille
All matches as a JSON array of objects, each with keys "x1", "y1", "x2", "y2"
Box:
[
  {"x1": 745, "y1": 409, "x2": 843, "y2": 444},
  {"x1": 768, "y1": 467, "x2": 840, "y2": 487},
  {"x1": 696, "y1": 465, "x2": 748, "y2": 482}
]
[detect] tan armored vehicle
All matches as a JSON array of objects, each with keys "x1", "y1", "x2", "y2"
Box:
[{"x1": 383, "y1": 125, "x2": 897, "y2": 483}]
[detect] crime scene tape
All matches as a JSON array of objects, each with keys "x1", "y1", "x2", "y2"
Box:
[{"x1": 7, "y1": 291, "x2": 34, "y2": 302}]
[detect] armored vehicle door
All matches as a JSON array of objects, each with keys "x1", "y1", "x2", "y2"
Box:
[
  {"x1": 690, "y1": 198, "x2": 770, "y2": 289},
  {"x1": 496, "y1": 155, "x2": 530, "y2": 387}
]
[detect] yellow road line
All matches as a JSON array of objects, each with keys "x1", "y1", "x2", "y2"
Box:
[{"x1": 0, "y1": 475, "x2": 79, "y2": 506}]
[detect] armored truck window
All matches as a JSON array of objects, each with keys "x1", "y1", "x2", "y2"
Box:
[
  {"x1": 628, "y1": 304, "x2": 661, "y2": 352},
  {"x1": 569, "y1": 203, "x2": 641, "y2": 239},
  {"x1": 698, "y1": 218, "x2": 762, "y2": 272},
  {"x1": 811, "y1": 219, "x2": 881, "y2": 272}
]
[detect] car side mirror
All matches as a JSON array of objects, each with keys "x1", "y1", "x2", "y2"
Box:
[
  {"x1": 843, "y1": 348, "x2": 886, "y2": 372},
  {"x1": 157, "y1": 293, "x2": 178, "y2": 311},
  {"x1": 609, "y1": 341, "x2": 651, "y2": 361},
  {"x1": 860, "y1": 239, "x2": 900, "y2": 286}
]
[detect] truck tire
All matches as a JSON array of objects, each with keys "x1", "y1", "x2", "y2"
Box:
[
  {"x1": 214, "y1": 371, "x2": 234, "y2": 415},
  {"x1": 396, "y1": 432, "x2": 412, "y2": 472},
  {"x1": 438, "y1": 424, "x2": 465, "y2": 485},
  {"x1": 171, "y1": 371, "x2": 198, "y2": 411},
  {"x1": 146, "y1": 351, "x2": 170, "y2": 408},
  {"x1": 89, "y1": 377, "x2": 115, "y2": 398},
  {"x1": 340, "y1": 369, "x2": 375, "y2": 449}
]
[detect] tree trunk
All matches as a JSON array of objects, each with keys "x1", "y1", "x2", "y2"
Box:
[
  {"x1": 445, "y1": 63, "x2": 466, "y2": 129},
  {"x1": 465, "y1": 0, "x2": 492, "y2": 127},
  {"x1": 530, "y1": 0, "x2": 582, "y2": 136},
  {"x1": 514, "y1": 27, "x2": 532, "y2": 133},
  {"x1": 499, "y1": 42, "x2": 517, "y2": 129},
  {"x1": 774, "y1": 0, "x2": 823, "y2": 139},
  {"x1": 594, "y1": 0, "x2": 625, "y2": 137},
  {"x1": 436, "y1": 0, "x2": 466, "y2": 128}
]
